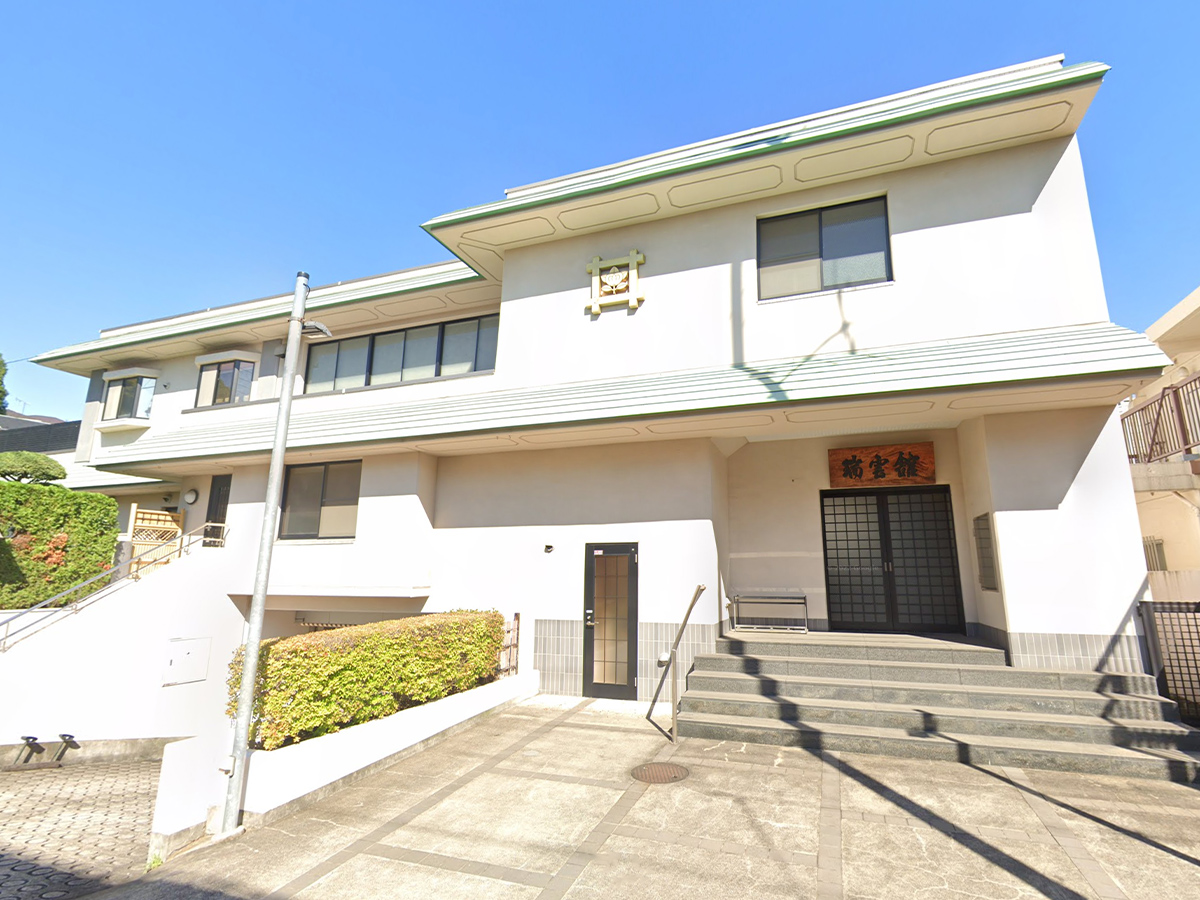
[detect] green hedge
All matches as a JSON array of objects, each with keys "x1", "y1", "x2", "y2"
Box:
[
  {"x1": 227, "y1": 610, "x2": 505, "y2": 750},
  {"x1": 0, "y1": 483, "x2": 119, "y2": 610}
]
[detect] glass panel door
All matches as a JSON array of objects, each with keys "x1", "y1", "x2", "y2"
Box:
[
  {"x1": 888, "y1": 489, "x2": 963, "y2": 632},
  {"x1": 583, "y1": 543, "x2": 638, "y2": 700},
  {"x1": 821, "y1": 487, "x2": 964, "y2": 633},
  {"x1": 822, "y1": 493, "x2": 890, "y2": 630}
]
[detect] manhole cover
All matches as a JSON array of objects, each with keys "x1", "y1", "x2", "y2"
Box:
[{"x1": 631, "y1": 762, "x2": 690, "y2": 784}]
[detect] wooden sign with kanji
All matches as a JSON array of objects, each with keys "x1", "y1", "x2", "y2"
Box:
[{"x1": 828, "y1": 442, "x2": 935, "y2": 488}]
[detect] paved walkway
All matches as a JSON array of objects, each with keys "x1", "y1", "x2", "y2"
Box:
[
  {"x1": 70, "y1": 697, "x2": 1200, "y2": 899},
  {"x1": 0, "y1": 759, "x2": 159, "y2": 900}
]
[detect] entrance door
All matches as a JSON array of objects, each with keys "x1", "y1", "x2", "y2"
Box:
[
  {"x1": 583, "y1": 543, "x2": 638, "y2": 700},
  {"x1": 821, "y1": 486, "x2": 963, "y2": 633},
  {"x1": 204, "y1": 474, "x2": 232, "y2": 547}
]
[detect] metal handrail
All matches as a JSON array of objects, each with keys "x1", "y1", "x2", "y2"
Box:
[
  {"x1": 646, "y1": 584, "x2": 706, "y2": 743},
  {"x1": 0, "y1": 521, "x2": 228, "y2": 652},
  {"x1": 1122, "y1": 370, "x2": 1200, "y2": 463}
]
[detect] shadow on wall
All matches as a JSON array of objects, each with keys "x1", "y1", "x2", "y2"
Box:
[
  {"x1": 986, "y1": 406, "x2": 1111, "y2": 512},
  {"x1": 887, "y1": 137, "x2": 1069, "y2": 235},
  {"x1": 432, "y1": 440, "x2": 723, "y2": 529}
]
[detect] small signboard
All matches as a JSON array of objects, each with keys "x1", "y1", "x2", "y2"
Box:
[{"x1": 828, "y1": 442, "x2": 935, "y2": 488}]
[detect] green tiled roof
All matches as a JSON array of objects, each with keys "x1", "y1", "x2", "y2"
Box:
[{"x1": 93, "y1": 323, "x2": 1166, "y2": 468}]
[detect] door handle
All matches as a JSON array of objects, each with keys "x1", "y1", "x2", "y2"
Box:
[{"x1": 585, "y1": 609, "x2": 596, "y2": 628}]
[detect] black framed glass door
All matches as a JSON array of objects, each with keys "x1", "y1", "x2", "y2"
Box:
[
  {"x1": 583, "y1": 543, "x2": 638, "y2": 700},
  {"x1": 821, "y1": 486, "x2": 964, "y2": 633}
]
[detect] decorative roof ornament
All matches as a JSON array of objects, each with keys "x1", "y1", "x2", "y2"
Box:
[{"x1": 585, "y1": 250, "x2": 645, "y2": 316}]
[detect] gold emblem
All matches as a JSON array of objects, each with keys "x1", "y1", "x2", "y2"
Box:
[{"x1": 585, "y1": 251, "x2": 645, "y2": 315}]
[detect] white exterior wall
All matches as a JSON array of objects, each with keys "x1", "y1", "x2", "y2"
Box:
[
  {"x1": 497, "y1": 138, "x2": 1107, "y2": 387},
  {"x1": 424, "y1": 440, "x2": 725, "y2": 696},
  {"x1": 985, "y1": 408, "x2": 1150, "y2": 669},
  {"x1": 0, "y1": 548, "x2": 246, "y2": 745}
]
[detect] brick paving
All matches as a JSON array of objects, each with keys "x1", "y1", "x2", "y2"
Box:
[{"x1": 0, "y1": 760, "x2": 159, "y2": 900}]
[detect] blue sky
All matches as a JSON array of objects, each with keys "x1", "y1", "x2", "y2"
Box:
[{"x1": 2, "y1": 2, "x2": 1197, "y2": 419}]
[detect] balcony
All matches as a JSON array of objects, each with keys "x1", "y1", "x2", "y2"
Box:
[{"x1": 1122, "y1": 371, "x2": 1200, "y2": 463}]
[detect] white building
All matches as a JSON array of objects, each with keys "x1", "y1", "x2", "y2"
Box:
[{"x1": 22, "y1": 55, "x2": 1167, "y2": 726}]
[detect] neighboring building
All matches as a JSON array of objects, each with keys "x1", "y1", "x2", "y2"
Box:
[
  {"x1": 27, "y1": 54, "x2": 1167, "y2": 707},
  {"x1": 0, "y1": 411, "x2": 64, "y2": 430},
  {"x1": 1122, "y1": 285, "x2": 1200, "y2": 601}
]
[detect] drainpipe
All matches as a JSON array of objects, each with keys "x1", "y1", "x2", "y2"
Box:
[{"x1": 221, "y1": 272, "x2": 310, "y2": 834}]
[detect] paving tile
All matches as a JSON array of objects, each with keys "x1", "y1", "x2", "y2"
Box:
[
  {"x1": 841, "y1": 819, "x2": 1101, "y2": 900},
  {"x1": 561, "y1": 834, "x2": 816, "y2": 900},
  {"x1": 293, "y1": 853, "x2": 540, "y2": 900},
  {"x1": 0, "y1": 760, "x2": 159, "y2": 900},
  {"x1": 376, "y1": 770, "x2": 622, "y2": 874}
]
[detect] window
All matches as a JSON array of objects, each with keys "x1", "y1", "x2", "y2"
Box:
[
  {"x1": 1143, "y1": 536, "x2": 1168, "y2": 572},
  {"x1": 102, "y1": 376, "x2": 156, "y2": 420},
  {"x1": 972, "y1": 513, "x2": 999, "y2": 592},
  {"x1": 196, "y1": 360, "x2": 255, "y2": 408},
  {"x1": 304, "y1": 314, "x2": 499, "y2": 394},
  {"x1": 279, "y1": 461, "x2": 363, "y2": 539},
  {"x1": 757, "y1": 197, "x2": 891, "y2": 300}
]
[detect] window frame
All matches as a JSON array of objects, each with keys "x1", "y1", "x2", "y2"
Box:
[
  {"x1": 195, "y1": 358, "x2": 256, "y2": 408},
  {"x1": 102, "y1": 375, "x2": 156, "y2": 421},
  {"x1": 756, "y1": 196, "x2": 893, "y2": 301},
  {"x1": 278, "y1": 460, "x2": 363, "y2": 540},
  {"x1": 302, "y1": 313, "x2": 499, "y2": 395}
]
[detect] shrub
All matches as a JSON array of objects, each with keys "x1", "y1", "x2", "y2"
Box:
[
  {"x1": 0, "y1": 451, "x2": 68, "y2": 484},
  {"x1": 227, "y1": 610, "x2": 505, "y2": 750},
  {"x1": 0, "y1": 482, "x2": 119, "y2": 610}
]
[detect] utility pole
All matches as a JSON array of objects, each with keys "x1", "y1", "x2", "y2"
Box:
[{"x1": 221, "y1": 271, "x2": 313, "y2": 834}]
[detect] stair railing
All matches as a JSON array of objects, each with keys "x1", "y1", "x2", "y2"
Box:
[
  {"x1": 0, "y1": 522, "x2": 228, "y2": 653},
  {"x1": 646, "y1": 584, "x2": 706, "y2": 743}
]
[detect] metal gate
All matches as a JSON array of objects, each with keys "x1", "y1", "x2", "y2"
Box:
[{"x1": 821, "y1": 486, "x2": 964, "y2": 633}]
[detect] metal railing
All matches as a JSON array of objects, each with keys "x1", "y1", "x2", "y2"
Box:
[
  {"x1": 1122, "y1": 371, "x2": 1200, "y2": 463},
  {"x1": 1139, "y1": 600, "x2": 1200, "y2": 724},
  {"x1": 0, "y1": 521, "x2": 227, "y2": 653},
  {"x1": 646, "y1": 584, "x2": 706, "y2": 743}
]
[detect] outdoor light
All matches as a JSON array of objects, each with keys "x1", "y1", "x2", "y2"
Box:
[
  {"x1": 301, "y1": 320, "x2": 332, "y2": 338},
  {"x1": 183, "y1": 489, "x2": 199, "y2": 505}
]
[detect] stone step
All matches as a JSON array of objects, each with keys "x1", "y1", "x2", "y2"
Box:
[
  {"x1": 685, "y1": 669, "x2": 1179, "y2": 721},
  {"x1": 692, "y1": 652, "x2": 1158, "y2": 695},
  {"x1": 679, "y1": 690, "x2": 1200, "y2": 750},
  {"x1": 717, "y1": 633, "x2": 1007, "y2": 667},
  {"x1": 676, "y1": 711, "x2": 1200, "y2": 783}
]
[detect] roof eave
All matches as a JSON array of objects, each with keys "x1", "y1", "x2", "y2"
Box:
[{"x1": 422, "y1": 61, "x2": 1109, "y2": 232}]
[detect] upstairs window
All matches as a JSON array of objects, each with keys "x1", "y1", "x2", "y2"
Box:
[
  {"x1": 304, "y1": 314, "x2": 499, "y2": 394},
  {"x1": 757, "y1": 197, "x2": 891, "y2": 300},
  {"x1": 102, "y1": 375, "x2": 156, "y2": 420},
  {"x1": 197, "y1": 359, "x2": 255, "y2": 407},
  {"x1": 279, "y1": 460, "x2": 363, "y2": 539}
]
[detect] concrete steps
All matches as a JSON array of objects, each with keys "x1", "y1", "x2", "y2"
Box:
[
  {"x1": 686, "y1": 669, "x2": 1180, "y2": 721},
  {"x1": 676, "y1": 632, "x2": 1200, "y2": 782},
  {"x1": 677, "y1": 711, "x2": 1200, "y2": 782}
]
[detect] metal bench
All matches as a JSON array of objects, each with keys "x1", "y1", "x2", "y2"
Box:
[{"x1": 728, "y1": 592, "x2": 809, "y2": 633}]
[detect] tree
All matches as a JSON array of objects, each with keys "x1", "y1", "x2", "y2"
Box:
[
  {"x1": 0, "y1": 352, "x2": 7, "y2": 413},
  {"x1": 0, "y1": 451, "x2": 67, "y2": 484}
]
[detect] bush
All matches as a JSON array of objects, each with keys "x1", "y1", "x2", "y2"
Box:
[
  {"x1": 0, "y1": 451, "x2": 68, "y2": 484},
  {"x1": 227, "y1": 610, "x2": 505, "y2": 750},
  {"x1": 0, "y1": 483, "x2": 119, "y2": 610}
]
